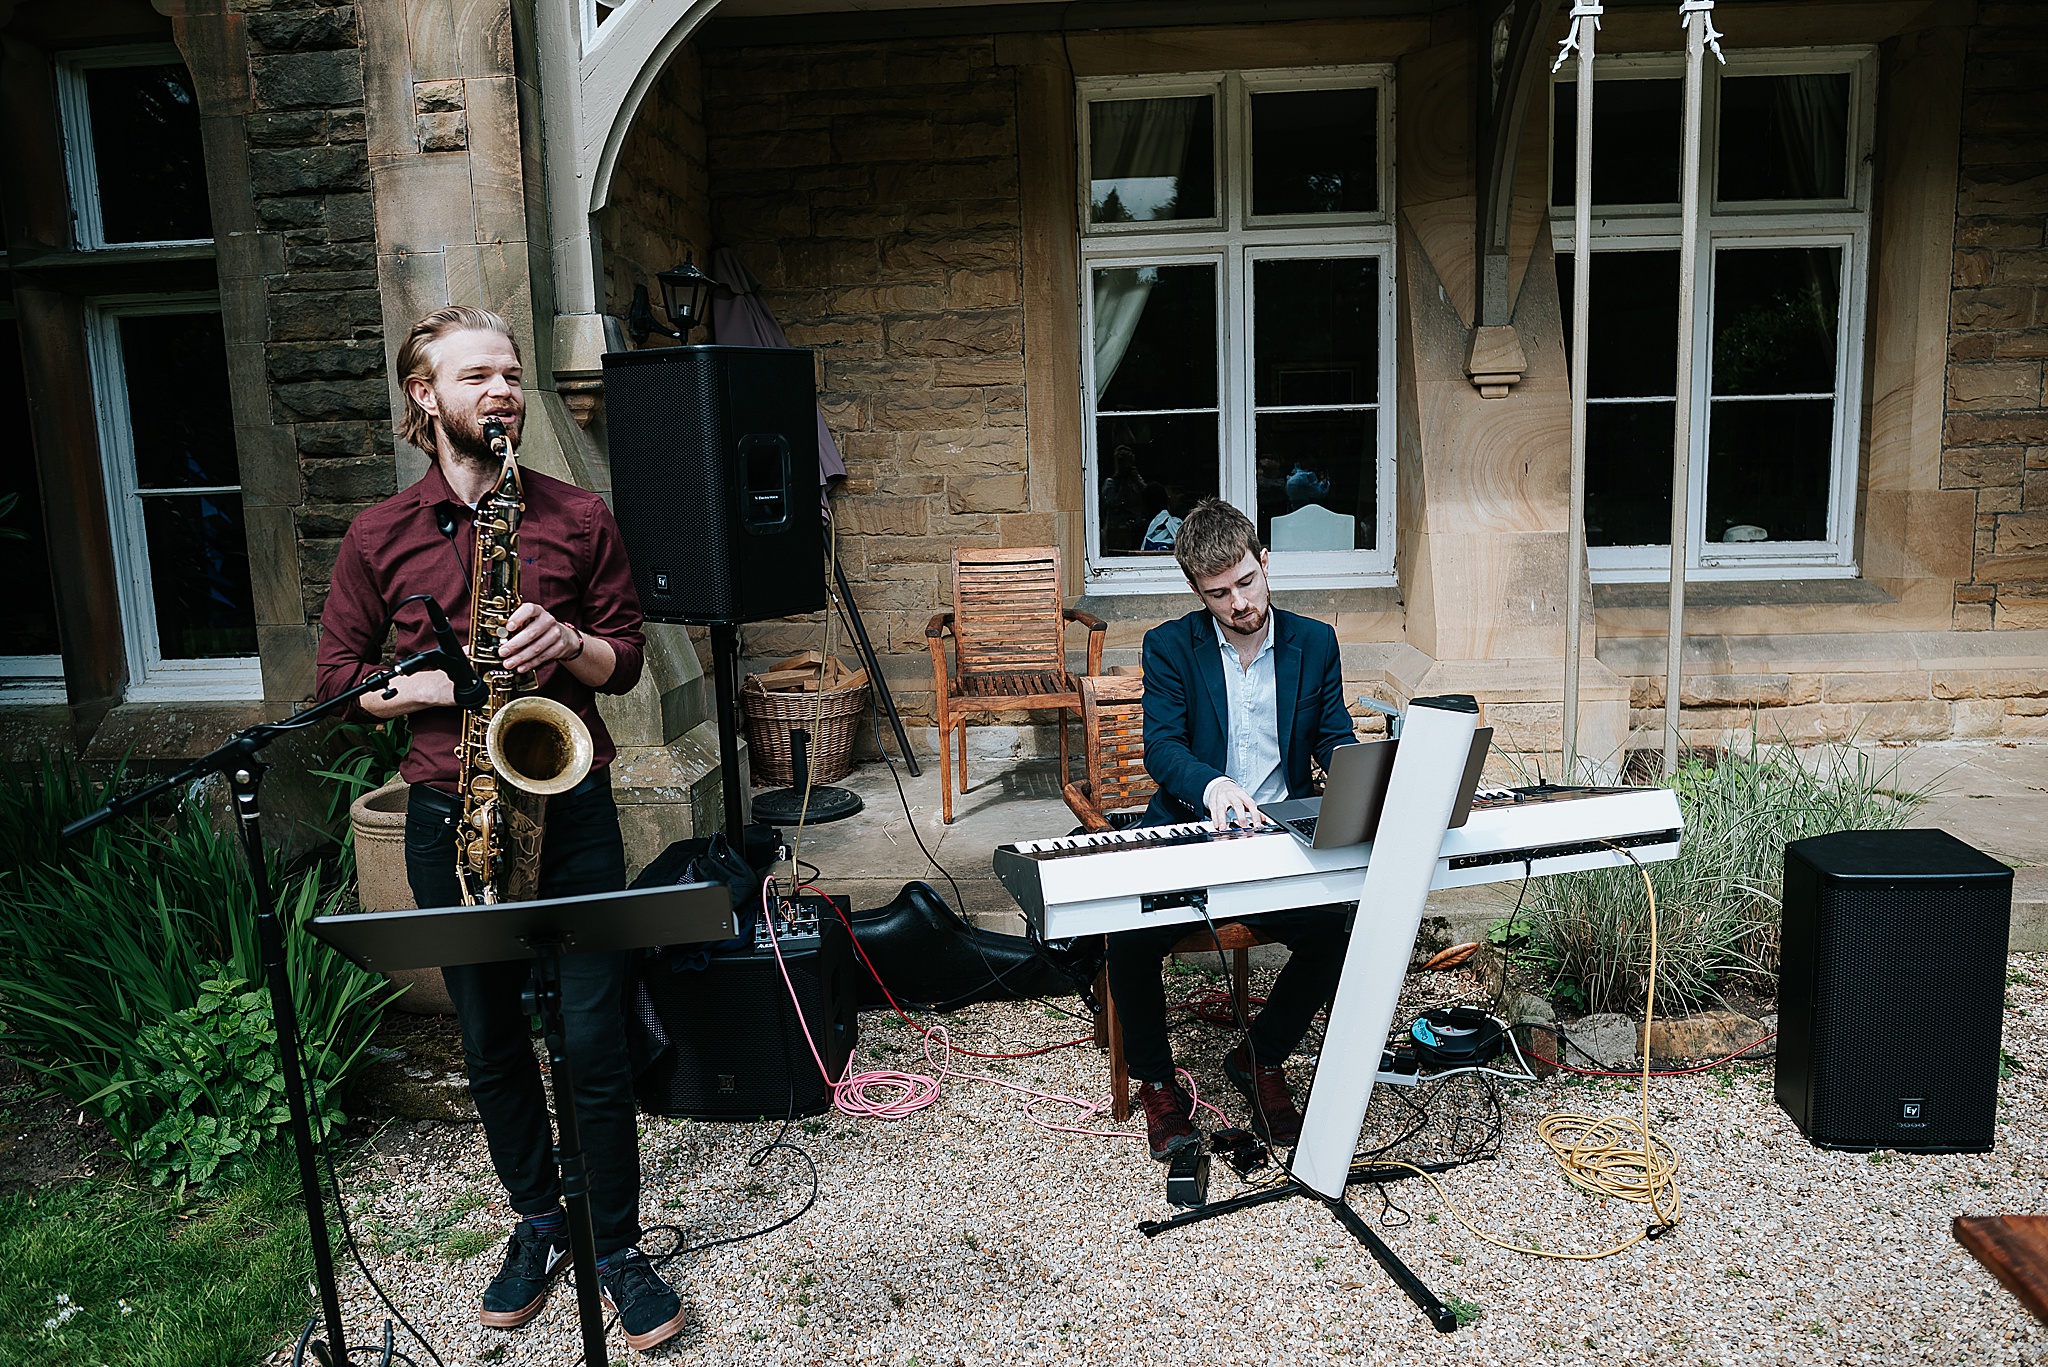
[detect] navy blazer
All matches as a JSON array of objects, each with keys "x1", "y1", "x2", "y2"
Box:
[{"x1": 1139, "y1": 607, "x2": 1356, "y2": 824}]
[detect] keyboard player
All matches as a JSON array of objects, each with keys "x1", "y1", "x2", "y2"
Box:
[{"x1": 1111, "y1": 498, "x2": 1357, "y2": 1161}]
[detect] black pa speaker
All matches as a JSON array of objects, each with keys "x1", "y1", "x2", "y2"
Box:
[
  {"x1": 1776, "y1": 828, "x2": 2012, "y2": 1152},
  {"x1": 602, "y1": 344, "x2": 825, "y2": 624},
  {"x1": 633, "y1": 917, "x2": 859, "y2": 1121}
]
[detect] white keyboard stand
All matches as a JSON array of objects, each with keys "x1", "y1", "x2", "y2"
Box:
[{"x1": 1136, "y1": 695, "x2": 1482, "y2": 1333}]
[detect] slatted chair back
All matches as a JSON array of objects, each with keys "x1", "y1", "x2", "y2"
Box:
[
  {"x1": 1081, "y1": 675, "x2": 1155, "y2": 815},
  {"x1": 949, "y1": 548, "x2": 1067, "y2": 685}
]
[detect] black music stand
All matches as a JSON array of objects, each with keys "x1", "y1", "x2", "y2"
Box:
[{"x1": 311, "y1": 885, "x2": 736, "y2": 1367}]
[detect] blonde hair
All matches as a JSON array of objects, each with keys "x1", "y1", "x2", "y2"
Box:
[
  {"x1": 393, "y1": 306, "x2": 520, "y2": 451},
  {"x1": 1174, "y1": 498, "x2": 1264, "y2": 583}
]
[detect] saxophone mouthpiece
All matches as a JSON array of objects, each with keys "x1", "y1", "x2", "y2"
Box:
[{"x1": 482, "y1": 417, "x2": 506, "y2": 442}]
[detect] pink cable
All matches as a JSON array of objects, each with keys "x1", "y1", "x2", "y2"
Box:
[{"x1": 760, "y1": 883, "x2": 1236, "y2": 1138}]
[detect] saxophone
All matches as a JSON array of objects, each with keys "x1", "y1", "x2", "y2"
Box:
[{"x1": 453, "y1": 418, "x2": 595, "y2": 904}]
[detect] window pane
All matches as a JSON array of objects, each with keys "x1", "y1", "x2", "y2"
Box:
[
  {"x1": 1552, "y1": 78, "x2": 1682, "y2": 206},
  {"x1": 119, "y1": 312, "x2": 238, "y2": 488},
  {"x1": 1711, "y1": 247, "x2": 1841, "y2": 397},
  {"x1": 1251, "y1": 87, "x2": 1378, "y2": 215},
  {"x1": 1255, "y1": 412, "x2": 1376, "y2": 552},
  {"x1": 141, "y1": 492, "x2": 256, "y2": 659},
  {"x1": 1557, "y1": 250, "x2": 1679, "y2": 399},
  {"x1": 1705, "y1": 399, "x2": 1833, "y2": 543},
  {"x1": 84, "y1": 62, "x2": 212, "y2": 244},
  {"x1": 1093, "y1": 264, "x2": 1217, "y2": 411},
  {"x1": 1718, "y1": 74, "x2": 1849, "y2": 202},
  {"x1": 1253, "y1": 258, "x2": 1378, "y2": 406},
  {"x1": 1586, "y1": 402, "x2": 1676, "y2": 547},
  {"x1": 0, "y1": 321, "x2": 60, "y2": 656},
  {"x1": 1089, "y1": 96, "x2": 1214, "y2": 224},
  {"x1": 1096, "y1": 415, "x2": 1219, "y2": 556}
]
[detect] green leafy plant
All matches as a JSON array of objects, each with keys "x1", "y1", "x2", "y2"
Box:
[
  {"x1": 307, "y1": 715, "x2": 412, "y2": 861},
  {"x1": 1521, "y1": 736, "x2": 1930, "y2": 1014},
  {"x1": 0, "y1": 758, "x2": 395, "y2": 1191},
  {"x1": 96, "y1": 971, "x2": 343, "y2": 1193}
]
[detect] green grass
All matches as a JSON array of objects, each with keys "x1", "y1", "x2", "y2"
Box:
[{"x1": 0, "y1": 1154, "x2": 312, "y2": 1367}]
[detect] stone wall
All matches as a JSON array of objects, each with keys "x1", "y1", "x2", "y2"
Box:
[
  {"x1": 1944, "y1": 1, "x2": 2048, "y2": 631},
  {"x1": 701, "y1": 37, "x2": 1030, "y2": 726},
  {"x1": 601, "y1": 44, "x2": 710, "y2": 319},
  {"x1": 239, "y1": 0, "x2": 389, "y2": 632}
]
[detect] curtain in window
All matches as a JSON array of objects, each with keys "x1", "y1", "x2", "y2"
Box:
[
  {"x1": 1769, "y1": 74, "x2": 1846, "y2": 200},
  {"x1": 1092, "y1": 266, "x2": 1157, "y2": 400},
  {"x1": 1088, "y1": 98, "x2": 1200, "y2": 397}
]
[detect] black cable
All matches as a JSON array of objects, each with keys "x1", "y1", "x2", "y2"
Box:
[{"x1": 316, "y1": 1125, "x2": 448, "y2": 1367}]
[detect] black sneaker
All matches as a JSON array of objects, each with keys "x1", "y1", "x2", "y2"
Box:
[
  {"x1": 479, "y1": 1219, "x2": 571, "y2": 1328},
  {"x1": 600, "y1": 1246, "x2": 686, "y2": 1351}
]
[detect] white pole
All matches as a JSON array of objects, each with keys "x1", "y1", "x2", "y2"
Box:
[
  {"x1": 1664, "y1": 0, "x2": 1725, "y2": 775},
  {"x1": 1556, "y1": 2, "x2": 1602, "y2": 775}
]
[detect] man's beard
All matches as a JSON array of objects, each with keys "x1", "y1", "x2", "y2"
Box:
[
  {"x1": 439, "y1": 407, "x2": 506, "y2": 466},
  {"x1": 1223, "y1": 602, "x2": 1269, "y2": 637}
]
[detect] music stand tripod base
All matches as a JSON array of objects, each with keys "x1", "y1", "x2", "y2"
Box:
[{"x1": 751, "y1": 784, "x2": 862, "y2": 824}]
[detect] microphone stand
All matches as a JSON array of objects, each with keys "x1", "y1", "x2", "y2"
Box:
[{"x1": 62, "y1": 642, "x2": 464, "y2": 1367}]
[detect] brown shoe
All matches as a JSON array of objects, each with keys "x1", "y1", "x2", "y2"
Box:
[
  {"x1": 1225, "y1": 1042, "x2": 1303, "y2": 1146},
  {"x1": 1136, "y1": 1077, "x2": 1201, "y2": 1161}
]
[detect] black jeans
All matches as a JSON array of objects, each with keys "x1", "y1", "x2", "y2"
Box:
[
  {"x1": 404, "y1": 772, "x2": 641, "y2": 1256},
  {"x1": 1105, "y1": 904, "x2": 1352, "y2": 1086}
]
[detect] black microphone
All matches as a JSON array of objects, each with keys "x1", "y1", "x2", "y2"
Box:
[{"x1": 423, "y1": 596, "x2": 489, "y2": 712}]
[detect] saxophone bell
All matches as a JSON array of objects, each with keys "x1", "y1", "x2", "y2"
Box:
[{"x1": 485, "y1": 694, "x2": 594, "y2": 798}]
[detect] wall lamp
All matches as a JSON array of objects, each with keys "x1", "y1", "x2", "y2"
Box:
[{"x1": 626, "y1": 253, "x2": 716, "y2": 344}]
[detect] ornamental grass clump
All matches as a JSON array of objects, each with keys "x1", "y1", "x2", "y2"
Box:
[
  {"x1": 0, "y1": 752, "x2": 394, "y2": 1192},
  {"x1": 1518, "y1": 740, "x2": 1931, "y2": 1015}
]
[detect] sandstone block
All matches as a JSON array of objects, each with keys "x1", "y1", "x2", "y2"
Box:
[
  {"x1": 249, "y1": 145, "x2": 369, "y2": 196},
  {"x1": 1677, "y1": 673, "x2": 1809, "y2": 707},
  {"x1": 416, "y1": 111, "x2": 467, "y2": 153},
  {"x1": 1954, "y1": 697, "x2": 2007, "y2": 738},
  {"x1": 871, "y1": 387, "x2": 982, "y2": 431},
  {"x1": 885, "y1": 310, "x2": 1021, "y2": 357},
  {"x1": 2002, "y1": 710, "x2": 2048, "y2": 738},
  {"x1": 873, "y1": 158, "x2": 1016, "y2": 203},
  {"x1": 1947, "y1": 412, "x2": 2048, "y2": 450},
  {"x1": 998, "y1": 512, "x2": 1056, "y2": 547},
  {"x1": 709, "y1": 128, "x2": 831, "y2": 170},
  {"x1": 903, "y1": 426, "x2": 1027, "y2": 473},
  {"x1": 268, "y1": 289, "x2": 382, "y2": 341},
  {"x1": 1960, "y1": 169, "x2": 2048, "y2": 217},
  {"x1": 1949, "y1": 361, "x2": 2043, "y2": 408},
  {"x1": 1956, "y1": 216, "x2": 2045, "y2": 249},
  {"x1": 1851, "y1": 700, "x2": 1954, "y2": 741},
  {"x1": 935, "y1": 357, "x2": 1023, "y2": 386},
  {"x1": 413, "y1": 79, "x2": 464, "y2": 113},
  {"x1": 1991, "y1": 329, "x2": 2048, "y2": 361},
  {"x1": 832, "y1": 114, "x2": 933, "y2": 162},
  {"x1": 248, "y1": 110, "x2": 330, "y2": 147},
  {"x1": 1560, "y1": 1013, "x2": 1638, "y2": 1069},
  {"x1": 883, "y1": 234, "x2": 1016, "y2": 277},
  {"x1": 294, "y1": 422, "x2": 378, "y2": 458},
  {"x1": 1993, "y1": 510, "x2": 2048, "y2": 553},
  {"x1": 1942, "y1": 447, "x2": 2026, "y2": 487},
  {"x1": 1641, "y1": 1010, "x2": 1767, "y2": 1064},
  {"x1": 834, "y1": 496, "x2": 930, "y2": 537},
  {"x1": 2009, "y1": 696, "x2": 2048, "y2": 716},
  {"x1": 948, "y1": 268, "x2": 1021, "y2": 309},
  {"x1": 1972, "y1": 550, "x2": 2048, "y2": 580},
  {"x1": 248, "y1": 8, "x2": 358, "y2": 53},
  {"x1": 947, "y1": 473, "x2": 1027, "y2": 514},
  {"x1": 303, "y1": 457, "x2": 394, "y2": 502},
  {"x1": 870, "y1": 473, "x2": 944, "y2": 497},
  {"x1": 1820, "y1": 671, "x2": 1931, "y2": 703},
  {"x1": 1956, "y1": 601, "x2": 1995, "y2": 630},
  {"x1": 285, "y1": 242, "x2": 376, "y2": 271},
  {"x1": 273, "y1": 379, "x2": 387, "y2": 424},
  {"x1": 934, "y1": 114, "x2": 1015, "y2": 159},
  {"x1": 252, "y1": 51, "x2": 364, "y2": 111},
  {"x1": 1993, "y1": 587, "x2": 2048, "y2": 629},
  {"x1": 266, "y1": 340, "x2": 385, "y2": 383},
  {"x1": 1981, "y1": 484, "x2": 2024, "y2": 513}
]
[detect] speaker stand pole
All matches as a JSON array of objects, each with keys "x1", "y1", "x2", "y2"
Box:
[
  {"x1": 832, "y1": 555, "x2": 920, "y2": 776},
  {"x1": 710, "y1": 622, "x2": 748, "y2": 841}
]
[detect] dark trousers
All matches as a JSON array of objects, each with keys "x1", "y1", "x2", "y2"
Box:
[
  {"x1": 405, "y1": 772, "x2": 641, "y2": 1257},
  {"x1": 1105, "y1": 905, "x2": 1351, "y2": 1086}
]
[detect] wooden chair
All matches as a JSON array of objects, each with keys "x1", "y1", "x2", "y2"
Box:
[
  {"x1": 925, "y1": 547, "x2": 1105, "y2": 824},
  {"x1": 1955, "y1": 1216, "x2": 2048, "y2": 1323},
  {"x1": 1061, "y1": 674, "x2": 1271, "y2": 1122}
]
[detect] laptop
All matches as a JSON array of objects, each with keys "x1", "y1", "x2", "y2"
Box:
[{"x1": 1263, "y1": 727, "x2": 1495, "y2": 849}]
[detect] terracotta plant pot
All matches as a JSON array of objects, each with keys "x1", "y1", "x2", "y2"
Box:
[{"x1": 348, "y1": 778, "x2": 456, "y2": 1015}]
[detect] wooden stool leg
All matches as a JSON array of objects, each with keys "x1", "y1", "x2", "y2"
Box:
[
  {"x1": 937, "y1": 693, "x2": 954, "y2": 824},
  {"x1": 1104, "y1": 976, "x2": 1132, "y2": 1122},
  {"x1": 1233, "y1": 946, "x2": 1252, "y2": 1024},
  {"x1": 1092, "y1": 967, "x2": 1110, "y2": 1049},
  {"x1": 956, "y1": 716, "x2": 969, "y2": 794},
  {"x1": 1058, "y1": 706, "x2": 1071, "y2": 784}
]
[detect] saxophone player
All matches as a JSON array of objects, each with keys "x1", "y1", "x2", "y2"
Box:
[{"x1": 314, "y1": 307, "x2": 685, "y2": 1351}]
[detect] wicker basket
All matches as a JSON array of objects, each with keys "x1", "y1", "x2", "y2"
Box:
[{"x1": 741, "y1": 670, "x2": 870, "y2": 786}]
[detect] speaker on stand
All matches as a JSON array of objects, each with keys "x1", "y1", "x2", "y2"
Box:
[
  {"x1": 603, "y1": 343, "x2": 858, "y2": 837},
  {"x1": 1776, "y1": 828, "x2": 2012, "y2": 1153}
]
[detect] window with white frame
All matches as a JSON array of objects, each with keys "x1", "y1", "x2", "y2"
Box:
[
  {"x1": 1079, "y1": 67, "x2": 1396, "y2": 590},
  {"x1": 56, "y1": 45, "x2": 212, "y2": 250},
  {"x1": 89, "y1": 298, "x2": 260, "y2": 699},
  {"x1": 1551, "y1": 48, "x2": 1875, "y2": 582}
]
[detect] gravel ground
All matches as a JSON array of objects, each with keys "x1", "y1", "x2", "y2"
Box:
[{"x1": 289, "y1": 954, "x2": 2048, "y2": 1367}]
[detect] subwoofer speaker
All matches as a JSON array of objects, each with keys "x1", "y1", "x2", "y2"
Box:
[
  {"x1": 601, "y1": 344, "x2": 825, "y2": 624},
  {"x1": 1776, "y1": 828, "x2": 2011, "y2": 1153},
  {"x1": 633, "y1": 919, "x2": 858, "y2": 1121}
]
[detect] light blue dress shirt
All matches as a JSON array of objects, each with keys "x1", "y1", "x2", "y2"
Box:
[{"x1": 1201, "y1": 617, "x2": 1286, "y2": 814}]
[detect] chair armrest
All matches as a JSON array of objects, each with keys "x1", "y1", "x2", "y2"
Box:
[
  {"x1": 1063, "y1": 607, "x2": 1107, "y2": 632},
  {"x1": 925, "y1": 612, "x2": 955, "y2": 638},
  {"x1": 1067, "y1": 608, "x2": 1107, "y2": 676},
  {"x1": 1062, "y1": 780, "x2": 1113, "y2": 833}
]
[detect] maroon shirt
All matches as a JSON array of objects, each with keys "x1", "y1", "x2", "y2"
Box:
[{"x1": 315, "y1": 459, "x2": 646, "y2": 791}]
